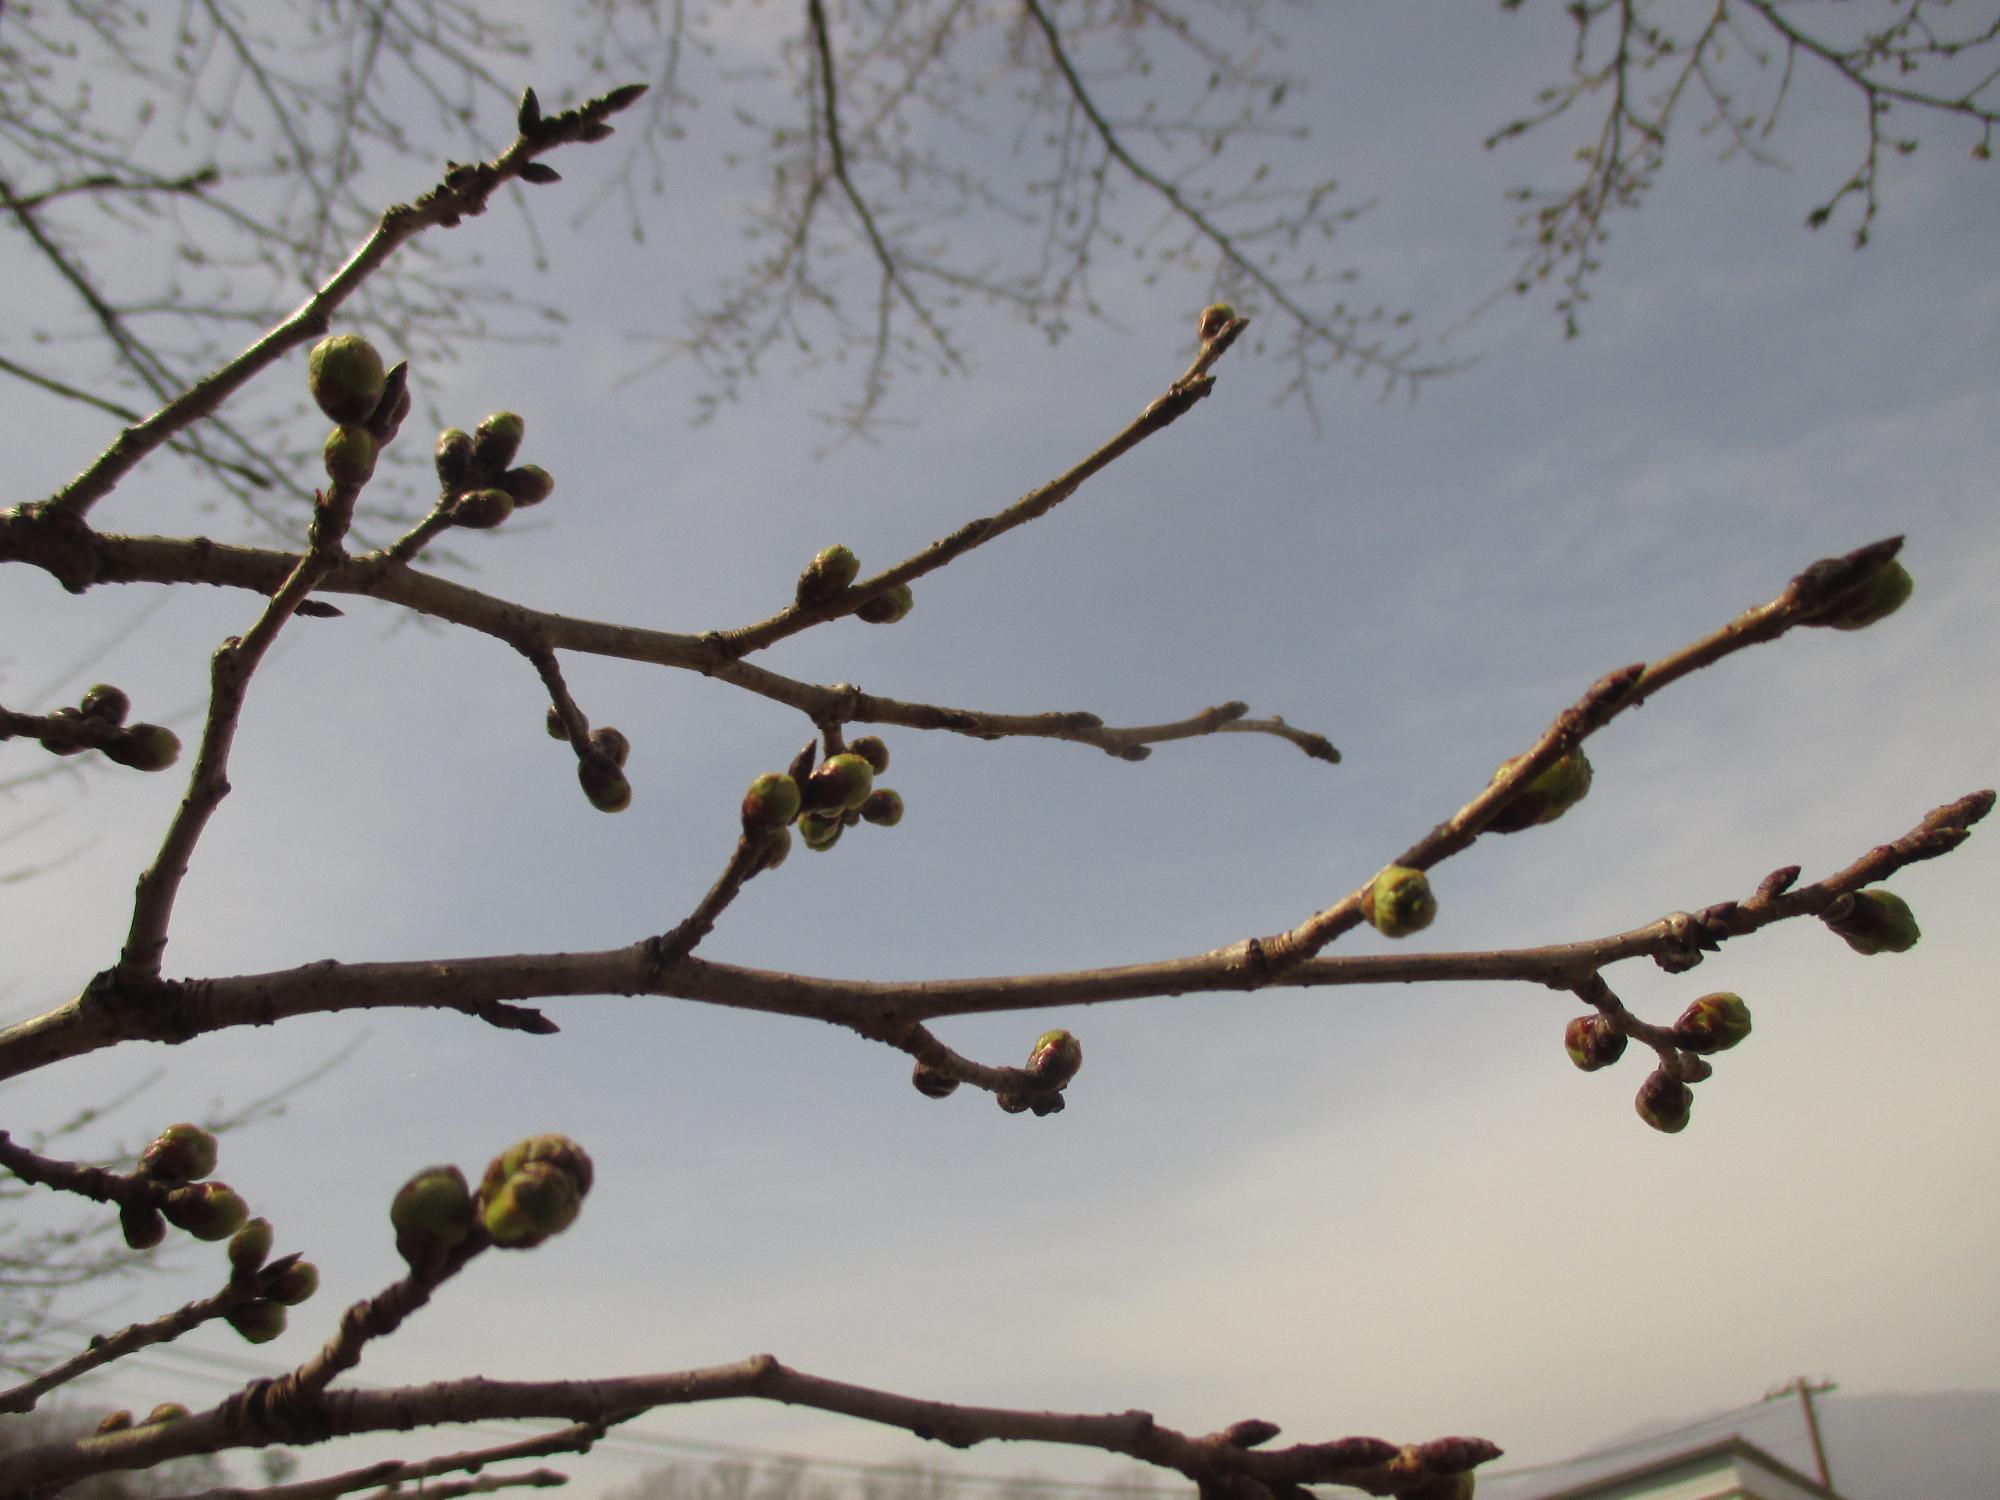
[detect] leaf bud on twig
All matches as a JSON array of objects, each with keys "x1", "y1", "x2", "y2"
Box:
[
  {"x1": 912, "y1": 1061, "x2": 959, "y2": 1099},
  {"x1": 1822, "y1": 888, "x2": 1920, "y2": 954},
  {"x1": 307, "y1": 335, "x2": 386, "y2": 424},
  {"x1": 323, "y1": 425, "x2": 377, "y2": 487},
  {"x1": 1805, "y1": 558, "x2": 1913, "y2": 631},
  {"x1": 857, "y1": 583, "x2": 915, "y2": 624},
  {"x1": 96, "y1": 1411, "x2": 134, "y2": 1435},
  {"x1": 102, "y1": 723, "x2": 182, "y2": 772},
  {"x1": 1363, "y1": 866, "x2": 1437, "y2": 938},
  {"x1": 143, "y1": 1404, "x2": 190, "y2": 1426},
  {"x1": 1486, "y1": 748, "x2": 1593, "y2": 833},
  {"x1": 391, "y1": 1164, "x2": 475, "y2": 1270},
  {"x1": 1026, "y1": 1028, "x2": 1083, "y2": 1087},
  {"x1": 1198, "y1": 303, "x2": 1236, "y2": 342},
  {"x1": 140, "y1": 1123, "x2": 218, "y2": 1183},
  {"x1": 796, "y1": 544, "x2": 860, "y2": 607}
]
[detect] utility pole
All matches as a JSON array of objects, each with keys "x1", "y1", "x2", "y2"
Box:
[{"x1": 1763, "y1": 1376, "x2": 1838, "y2": 1491}]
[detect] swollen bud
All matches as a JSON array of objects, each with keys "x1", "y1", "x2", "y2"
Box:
[
  {"x1": 119, "y1": 1202, "x2": 167, "y2": 1251},
  {"x1": 1634, "y1": 1070, "x2": 1693, "y2": 1134},
  {"x1": 799, "y1": 811, "x2": 844, "y2": 851},
  {"x1": 589, "y1": 727, "x2": 631, "y2": 769},
  {"x1": 96, "y1": 1410, "x2": 134, "y2": 1435},
  {"x1": 144, "y1": 1404, "x2": 191, "y2": 1426},
  {"x1": 1673, "y1": 992, "x2": 1752, "y2": 1054},
  {"x1": 226, "y1": 1300, "x2": 287, "y2": 1345},
  {"x1": 545, "y1": 705, "x2": 569, "y2": 740},
  {"x1": 1026, "y1": 1028, "x2": 1083, "y2": 1087},
  {"x1": 796, "y1": 544, "x2": 860, "y2": 607},
  {"x1": 912, "y1": 1061, "x2": 959, "y2": 1099},
  {"x1": 391, "y1": 1165, "x2": 475, "y2": 1270},
  {"x1": 860, "y1": 788, "x2": 904, "y2": 827},
  {"x1": 1486, "y1": 749, "x2": 1593, "y2": 833},
  {"x1": 848, "y1": 736, "x2": 890, "y2": 774},
  {"x1": 323, "y1": 424, "x2": 378, "y2": 487},
  {"x1": 578, "y1": 759, "x2": 632, "y2": 813},
  {"x1": 1564, "y1": 1014, "x2": 1626, "y2": 1072},
  {"x1": 264, "y1": 1259, "x2": 320, "y2": 1305},
  {"x1": 307, "y1": 335, "x2": 386, "y2": 424},
  {"x1": 803, "y1": 753, "x2": 874, "y2": 813},
  {"x1": 742, "y1": 771, "x2": 803, "y2": 829},
  {"x1": 477, "y1": 1135, "x2": 594, "y2": 1250},
  {"x1": 1198, "y1": 303, "x2": 1236, "y2": 342},
  {"x1": 435, "y1": 428, "x2": 477, "y2": 491},
  {"x1": 856, "y1": 584, "x2": 914, "y2": 624},
  {"x1": 228, "y1": 1217, "x2": 274, "y2": 1277},
  {"x1": 501, "y1": 464, "x2": 555, "y2": 507},
  {"x1": 1822, "y1": 888, "x2": 1920, "y2": 954},
  {"x1": 1807, "y1": 558, "x2": 1913, "y2": 631},
  {"x1": 1363, "y1": 866, "x2": 1436, "y2": 938},
  {"x1": 163, "y1": 1182, "x2": 250, "y2": 1241},
  {"x1": 79, "y1": 684, "x2": 130, "y2": 725},
  {"x1": 472, "y1": 411, "x2": 525, "y2": 472},
  {"x1": 750, "y1": 823, "x2": 792, "y2": 874},
  {"x1": 448, "y1": 488, "x2": 515, "y2": 529},
  {"x1": 140, "y1": 1124, "x2": 218, "y2": 1183},
  {"x1": 102, "y1": 724, "x2": 182, "y2": 772}
]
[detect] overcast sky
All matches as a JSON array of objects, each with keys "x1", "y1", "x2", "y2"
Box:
[{"x1": 2, "y1": 4, "x2": 1996, "y2": 1497}]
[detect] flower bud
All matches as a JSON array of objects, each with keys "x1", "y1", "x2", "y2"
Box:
[
  {"x1": 1362, "y1": 866, "x2": 1436, "y2": 938},
  {"x1": 472, "y1": 411, "x2": 525, "y2": 472},
  {"x1": 228, "y1": 1217, "x2": 274, "y2": 1277},
  {"x1": 140, "y1": 1123, "x2": 219, "y2": 1183},
  {"x1": 589, "y1": 726, "x2": 631, "y2": 768},
  {"x1": 483, "y1": 1133, "x2": 595, "y2": 1197},
  {"x1": 144, "y1": 1403, "x2": 190, "y2": 1426},
  {"x1": 796, "y1": 544, "x2": 860, "y2": 607},
  {"x1": 79, "y1": 684, "x2": 130, "y2": 725},
  {"x1": 307, "y1": 335, "x2": 386, "y2": 424},
  {"x1": 1564, "y1": 1014, "x2": 1626, "y2": 1072},
  {"x1": 1486, "y1": 748, "x2": 1593, "y2": 833},
  {"x1": 856, "y1": 584, "x2": 914, "y2": 624},
  {"x1": 435, "y1": 428, "x2": 476, "y2": 490},
  {"x1": 163, "y1": 1182, "x2": 250, "y2": 1241},
  {"x1": 226, "y1": 1300, "x2": 287, "y2": 1344},
  {"x1": 263, "y1": 1259, "x2": 320, "y2": 1305},
  {"x1": 1198, "y1": 303, "x2": 1236, "y2": 341},
  {"x1": 1822, "y1": 888, "x2": 1920, "y2": 955},
  {"x1": 578, "y1": 759, "x2": 632, "y2": 813},
  {"x1": 1673, "y1": 992, "x2": 1752, "y2": 1054},
  {"x1": 478, "y1": 1136, "x2": 592, "y2": 1250},
  {"x1": 742, "y1": 771, "x2": 803, "y2": 829},
  {"x1": 1634, "y1": 1069, "x2": 1693, "y2": 1133},
  {"x1": 448, "y1": 487, "x2": 515, "y2": 529},
  {"x1": 751, "y1": 823, "x2": 793, "y2": 874},
  {"x1": 322, "y1": 424, "x2": 377, "y2": 487},
  {"x1": 799, "y1": 811, "x2": 844, "y2": 851},
  {"x1": 37, "y1": 705, "x2": 87, "y2": 755},
  {"x1": 96, "y1": 1410, "x2": 134, "y2": 1435},
  {"x1": 102, "y1": 723, "x2": 182, "y2": 772},
  {"x1": 848, "y1": 736, "x2": 890, "y2": 774},
  {"x1": 803, "y1": 753, "x2": 874, "y2": 813},
  {"x1": 545, "y1": 704, "x2": 569, "y2": 740},
  {"x1": 1807, "y1": 558, "x2": 1913, "y2": 631},
  {"x1": 912, "y1": 1061, "x2": 959, "y2": 1099},
  {"x1": 391, "y1": 1165, "x2": 475, "y2": 1270},
  {"x1": 1026, "y1": 1028, "x2": 1082, "y2": 1086},
  {"x1": 501, "y1": 464, "x2": 555, "y2": 507},
  {"x1": 119, "y1": 1202, "x2": 166, "y2": 1251},
  {"x1": 860, "y1": 788, "x2": 904, "y2": 827}
]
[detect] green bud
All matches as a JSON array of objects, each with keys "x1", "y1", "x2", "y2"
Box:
[
  {"x1": 391, "y1": 1165, "x2": 475, "y2": 1270},
  {"x1": 264, "y1": 1259, "x2": 320, "y2": 1306},
  {"x1": 1634, "y1": 1070, "x2": 1693, "y2": 1134},
  {"x1": 545, "y1": 705, "x2": 569, "y2": 740},
  {"x1": 119, "y1": 1202, "x2": 166, "y2": 1251},
  {"x1": 1363, "y1": 866, "x2": 1436, "y2": 938},
  {"x1": 482, "y1": 1134, "x2": 595, "y2": 1197},
  {"x1": 1808, "y1": 558, "x2": 1913, "y2": 630},
  {"x1": 802, "y1": 753, "x2": 874, "y2": 813},
  {"x1": 102, "y1": 724, "x2": 182, "y2": 772},
  {"x1": 96, "y1": 1410, "x2": 134, "y2": 1435},
  {"x1": 848, "y1": 736, "x2": 890, "y2": 774},
  {"x1": 742, "y1": 771, "x2": 803, "y2": 829},
  {"x1": 435, "y1": 428, "x2": 476, "y2": 491},
  {"x1": 79, "y1": 684, "x2": 130, "y2": 725},
  {"x1": 480, "y1": 1161, "x2": 580, "y2": 1248},
  {"x1": 37, "y1": 705, "x2": 87, "y2": 755},
  {"x1": 856, "y1": 583, "x2": 914, "y2": 625},
  {"x1": 307, "y1": 335, "x2": 386, "y2": 424},
  {"x1": 226, "y1": 1300, "x2": 287, "y2": 1345},
  {"x1": 1673, "y1": 992, "x2": 1753, "y2": 1054},
  {"x1": 501, "y1": 464, "x2": 555, "y2": 507},
  {"x1": 589, "y1": 726, "x2": 631, "y2": 769},
  {"x1": 1564, "y1": 1014, "x2": 1626, "y2": 1072},
  {"x1": 144, "y1": 1403, "x2": 191, "y2": 1426},
  {"x1": 578, "y1": 759, "x2": 632, "y2": 813},
  {"x1": 799, "y1": 810, "x2": 844, "y2": 851},
  {"x1": 228, "y1": 1217, "x2": 274, "y2": 1277},
  {"x1": 141, "y1": 1123, "x2": 218, "y2": 1183},
  {"x1": 796, "y1": 544, "x2": 860, "y2": 607},
  {"x1": 322, "y1": 424, "x2": 378, "y2": 487},
  {"x1": 912, "y1": 1061, "x2": 959, "y2": 1099},
  {"x1": 751, "y1": 823, "x2": 793, "y2": 874},
  {"x1": 1198, "y1": 303, "x2": 1236, "y2": 341},
  {"x1": 472, "y1": 411, "x2": 526, "y2": 472},
  {"x1": 1486, "y1": 749, "x2": 1593, "y2": 833},
  {"x1": 860, "y1": 788, "x2": 904, "y2": 827},
  {"x1": 448, "y1": 488, "x2": 515, "y2": 529},
  {"x1": 163, "y1": 1182, "x2": 250, "y2": 1241},
  {"x1": 1026, "y1": 1028, "x2": 1082, "y2": 1086},
  {"x1": 1823, "y1": 888, "x2": 1920, "y2": 955}
]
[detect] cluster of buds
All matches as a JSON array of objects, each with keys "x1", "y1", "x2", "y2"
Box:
[
  {"x1": 434, "y1": 410, "x2": 556, "y2": 531},
  {"x1": 97, "y1": 1404, "x2": 192, "y2": 1434},
  {"x1": 1822, "y1": 887, "x2": 1920, "y2": 955},
  {"x1": 307, "y1": 334, "x2": 411, "y2": 490},
  {"x1": 1485, "y1": 748, "x2": 1593, "y2": 833},
  {"x1": 1362, "y1": 866, "x2": 1437, "y2": 939},
  {"x1": 118, "y1": 1124, "x2": 248, "y2": 1249},
  {"x1": 219, "y1": 1217, "x2": 319, "y2": 1344},
  {"x1": 739, "y1": 734, "x2": 903, "y2": 867},
  {"x1": 24, "y1": 683, "x2": 180, "y2": 772},
  {"x1": 477, "y1": 1134, "x2": 594, "y2": 1250},
  {"x1": 546, "y1": 706, "x2": 633, "y2": 813},
  {"x1": 1564, "y1": 991, "x2": 1755, "y2": 1134},
  {"x1": 794, "y1": 544, "x2": 915, "y2": 624}
]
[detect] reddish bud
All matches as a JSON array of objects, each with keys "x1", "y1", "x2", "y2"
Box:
[
  {"x1": 140, "y1": 1123, "x2": 218, "y2": 1183},
  {"x1": 1026, "y1": 1028, "x2": 1083, "y2": 1086},
  {"x1": 163, "y1": 1182, "x2": 250, "y2": 1241},
  {"x1": 1673, "y1": 992, "x2": 1752, "y2": 1054},
  {"x1": 1634, "y1": 1070, "x2": 1693, "y2": 1134},
  {"x1": 1564, "y1": 1014, "x2": 1626, "y2": 1072}
]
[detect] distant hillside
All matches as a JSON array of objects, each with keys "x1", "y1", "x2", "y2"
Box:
[{"x1": 1468, "y1": 1388, "x2": 2000, "y2": 1499}]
